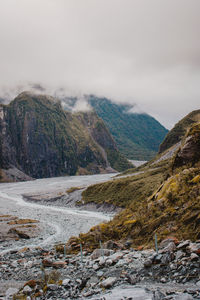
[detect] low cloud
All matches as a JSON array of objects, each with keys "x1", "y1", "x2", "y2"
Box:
[
  {"x1": 71, "y1": 97, "x2": 91, "y2": 113},
  {"x1": 0, "y1": 0, "x2": 199, "y2": 128}
]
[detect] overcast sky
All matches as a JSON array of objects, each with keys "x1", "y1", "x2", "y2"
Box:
[{"x1": 0, "y1": 0, "x2": 200, "y2": 128}]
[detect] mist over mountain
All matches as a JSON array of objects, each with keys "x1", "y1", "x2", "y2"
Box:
[
  {"x1": 0, "y1": 86, "x2": 168, "y2": 161},
  {"x1": 59, "y1": 95, "x2": 168, "y2": 160},
  {"x1": 0, "y1": 92, "x2": 132, "y2": 181}
]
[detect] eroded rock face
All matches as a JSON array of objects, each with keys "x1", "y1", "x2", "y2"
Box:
[
  {"x1": 0, "y1": 92, "x2": 131, "y2": 180},
  {"x1": 173, "y1": 123, "x2": 200, "y2": 169}
]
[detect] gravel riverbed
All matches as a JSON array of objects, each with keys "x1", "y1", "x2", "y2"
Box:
[
  {"x1": 0, "y1": 174, "x2": 115, "y2": 255},
  {"x1": 0, "y1": 174, "x2": 200, "y2": 299}
]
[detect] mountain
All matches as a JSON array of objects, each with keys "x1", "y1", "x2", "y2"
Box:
[
  {"x1": 62, "y1": 96, "x2": 168, "y2": 160},
  {"x1": 88, "y1": 97, "x2": 168, "y2": 160},
  {"x1": 64, "y1": 112, "x2": 200, "y2": 252},
  {"x1": 0, "y1": 92, "x2": 132, "y2": 181},
  {"x1": 0, "y1": 92, "x2": 168, "y2": 161},
  {"x1": 159, "y1": 109, "x2": 200, "y2": 154}
]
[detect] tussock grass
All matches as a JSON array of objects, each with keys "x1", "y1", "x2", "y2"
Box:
[
  {"x1": 66, "y1": 186, "x2": 83, "y2": 194},
  {"x1": 82, "y1": 163, "x2": 170, "y2": 208}
]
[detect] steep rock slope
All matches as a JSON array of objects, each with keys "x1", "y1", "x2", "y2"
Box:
[
  {"x1": 0, "y1": 92, "x2": 132, "y2": 180},
  {"x1": 159, "y1": 109, "x2": 200, "y2": 153},
  {"x1": 64, "y1": 118, "x2": 200, "y2": 252}
]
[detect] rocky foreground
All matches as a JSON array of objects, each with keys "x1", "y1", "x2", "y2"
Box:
[{"x1": 1, "y1": 238, "x2": 200, "y2": 299}]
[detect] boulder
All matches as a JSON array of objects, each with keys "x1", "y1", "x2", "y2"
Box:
[
  {"x1": 176, "y1": 250, "x2": 185, "y2": 260},
  {"x1": 159, "y1": 237, "x2": 179, "y2": 249},
  {"x1": 144, "y1": 259, "x2": 153, "y2": 268},
  {"x1": 177, "y1": 240, "x2": 190, "y2": 249},
  {"x1": 23, "y1": 285, "x2": 32, "y2": 294},
  {"x1": 62, "y1": 278, "x2": 71, "y2": 286},
  {"x1": 90, "y1": 249, "x2": 114, "y2": 260},
  {"x1": 160, "y1": 242, "x2": 176, "y2": 253},
  {"x1": 101, "y1": 277, "x2": 117, "y2": 288},
  {"x1": 42, "y1": 259, "x2": 53, "y2": 267},
  {"x1": 103, "y1": 240, "x2": 124, "y2": 250},
  {"x1": 52, "y1": 261, "x2": 67, "y2": 269},
  {"x1": 188, "y1": 243, "x2": 200, "y2": 254}
]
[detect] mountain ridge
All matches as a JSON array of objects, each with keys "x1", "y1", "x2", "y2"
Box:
[
  {"x1": 61, "y1": 95, "x2": 168, "y2": 160},
  {"x1": 0, "y1": 92, "x2": 132, "y2": 181}
]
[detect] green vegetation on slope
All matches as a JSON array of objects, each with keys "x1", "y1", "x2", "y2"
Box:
[
  {"x1": 89, "y1": 97, "x2": 168, "y2": 160},
  {"x1": 0, "y1": 92, "x2": 132, "y2": 179},
  {"x1": 62, "y1": 121, "x2": 200, "y2": 253},
  {"x1": 82, "y1": 164, "x2": 169, "y2": 208}
]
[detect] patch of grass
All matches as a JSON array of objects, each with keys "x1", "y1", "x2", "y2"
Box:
[
  {"x1": 82, "y1": 165, "x2": 169, "y2": 208},
  {"x1": 106, "y1": 149, "x2": 133, "y2": 172},
  {"x1": 66, "y1": 186, "x2": 83, "y2": 193},
  {"x1": 8, "y1": 218, "x2": 39, "y2": 225}
]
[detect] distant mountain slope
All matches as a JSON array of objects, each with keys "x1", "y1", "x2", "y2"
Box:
[
  {"x1": 88, "y1": 97, "x2": 168, "y2": 160},
  {"x1": 0, "y1": 92, "x2": 132, "y2": 180},
  {"x1": 159, "y1": 109, "x2": 200, "y2": 154}
]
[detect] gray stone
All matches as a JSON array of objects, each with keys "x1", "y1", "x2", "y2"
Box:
[
  {"x1": 160, "y1": 242, "x2": 176, "y2": 253},
  {"x1": 159, "y1": 238, "x2": 177, "y2": 249},
  {"x1": 161, "y1": 253, "x2": 172, "y2": 264},
  {"x1": 11, "y1": 261, "x2": 18, "y2": 268},
  {"x1": 87, "y1": 276, "x2": 99, "y2": 285},
  {"x1": 97, "y1": 270, "x2": 104, "y2": 277},
  {"x1": 98, "y1": 257, "x2": 106, "y2": 265},
  {"x1": 132, "y1": 252, "x2": 142, "y2": 259},
  {"x1": 177, "y1": 240, "x2": 190, "y2": 249},
  {"x1": 190, "y1": 253, "x2": 199, "y2": 260},
  {"x1": 144, "y1": 259, "x2": 152, "y2": 268},
  {"x1": 108, "y1": 251, "x2": 124, "y2": 262},
  {"x1": 101, "y1": 277, "x2": 117, "y2": 288},
  {"x1": 90, "y1": 249, "x2": 114, "y2": 260},
  {"x1": 76, "y1": 278, "x2": 82, "y2": 285},
  {"x1": 93, "y1": 263, "x2": 100, "y2": 270},
  {"x1": 23, "y1": 285, "x2": 32, "y2": 293},
  {"x1": 174, "y1": 294, "x2": 194, "y2": 300},
  {"x1": 154, "y1": 254, "x2": 163, "y2": 263},
  {"x1": 105, "y1": 259, "x2": 113, "y2": 266},
  {"x1": 152, "y1": 289, "x2": 166, "y2": 299},
  {"x1": 47, "y1": 284, "x2": 58, "y2": 291},
  {"x1": 160, "y1": 277, "x2": 167, "y2": 283},
  {"x1": 188, "y1": 243, "x2": 200, "y2": 253},
  {"x1": 62, "y1": 278, "x2": 71, "y2": 286},
  {"x1": 196, "y1": 280, "x2": 200, "y2": 286},
  {"x1": 116, "y1": 259, "x2": 127, "y2": 267},
  {"x1": 176, "y1": 250, "x2": 185, "y2": 260},
  {"x1": 126, "y1": 274, "x2": 137, "y2": 285}
]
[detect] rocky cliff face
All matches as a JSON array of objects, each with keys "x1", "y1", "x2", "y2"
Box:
[
  {"x1": 0, "y1": 92, "x2": 132, "y2": 180},
  {"x1": 159, "y1": 109, "x2": 200, "y2": 154},
  {"x1": 172, "y1": 122, "x2": 200, "y2": 169}
]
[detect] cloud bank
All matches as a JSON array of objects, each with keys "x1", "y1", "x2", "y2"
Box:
[{"x1": 0, "y1": 0, "x2": 200, "y2": 128}]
